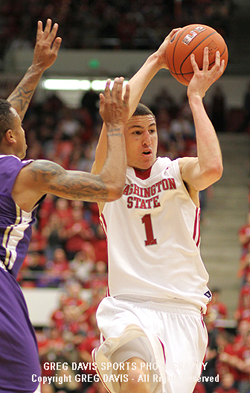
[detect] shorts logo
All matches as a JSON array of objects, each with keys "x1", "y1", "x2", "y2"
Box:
[{"x1": 204, "y1": 290, "x2": 212, "y2": 299}]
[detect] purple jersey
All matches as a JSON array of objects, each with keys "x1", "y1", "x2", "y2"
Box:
[{"x1": 0, "y1": 155, "x2": 42, "y2": 393}]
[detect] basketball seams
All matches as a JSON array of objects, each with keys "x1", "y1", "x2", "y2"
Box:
[
  {"x1": 179, "y1": 32, "x2": 217, "y2": 83},
  {"x1": 170, "y1": 43, "x2": 228, "y2": 75},
  {"x1": 205, "y1": 44, "x2": 228, "y2": 69}
]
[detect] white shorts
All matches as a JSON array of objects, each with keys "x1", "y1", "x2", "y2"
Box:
[
  {"x1": 92, "y1": 296, "x2": 208, "y2": 393},
  {"x1": 33, "y1": 383, "x2": 41, "y2": 393}
]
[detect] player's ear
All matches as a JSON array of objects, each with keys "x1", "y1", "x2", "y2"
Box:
[{"x1": 5, "y1": 129, "x2": 16, "y2": 144}]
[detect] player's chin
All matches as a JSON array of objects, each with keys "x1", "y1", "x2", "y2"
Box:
[{"x1": 140, "y1": 153, "x2": 155, "y2": 167}]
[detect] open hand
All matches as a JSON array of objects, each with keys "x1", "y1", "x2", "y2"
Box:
[
  {"x1": 99, "y1": 77, "x2": 130, "y2": 130},
  {"x1": 32, "y1": 19, "x2": 62, "y2": 72},
  {"x1": 187, "y1": 47, "x2": 225, "y2": 99},
  {"x1": 155, "y1": 28, "x2": 181, "y2": 69}
]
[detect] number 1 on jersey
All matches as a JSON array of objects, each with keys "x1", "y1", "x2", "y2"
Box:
[{"x1": 142, "y1": 214, "x2": 157, "y2": 246}]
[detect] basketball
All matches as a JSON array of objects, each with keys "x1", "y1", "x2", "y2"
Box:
[{"x1": 166, "y1": 24, "x2": 228, "y2": 86}]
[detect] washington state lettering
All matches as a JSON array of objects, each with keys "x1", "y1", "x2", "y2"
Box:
[{"x1": 123, "y1": 178, "x2": 176, "y2": 209}]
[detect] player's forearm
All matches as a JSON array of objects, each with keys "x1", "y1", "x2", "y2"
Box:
[
  {"x1": 125, "y1": 52, "x2": 162, "y2": 117},
  {"x1": 7, "y1": 64, "x2": 44, "y2": 120},
  {"x1": 99, "y1": 126, "x2": 126, "y2": 200},
  {"x1": 189, "y1": 94, "x2": 223, "y2": 182},
  {"x1": 92, "y1": 124, "x2": 108, "y2": 175},
  {"x1": 18, "y1": 134, "x2": 126, "y2": 206}
]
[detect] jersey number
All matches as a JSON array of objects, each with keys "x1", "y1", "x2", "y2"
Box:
[{"x1": 142, "y1": 214, "x2": 157, "y2": 246}]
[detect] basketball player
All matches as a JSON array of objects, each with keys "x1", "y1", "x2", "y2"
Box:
[
  {"x1": 0, "y1": 20, "x2": 130, "y2": 393},
  {"x1": 91, "y1": 31, "x2": 225, "y2": 393}
]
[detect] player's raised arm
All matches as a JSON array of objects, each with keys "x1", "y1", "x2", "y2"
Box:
[
  {"x1": 7, "y1": 19, "x2": 61, "y2": 120},
  {"x1": 92, "y1": 28, "x2": 180, "y2": 176},
  {"x1": 179, "y1": 48, "x2": 224, "y2": 192},
  {"x1": 12, "y1": 77, "x2": 129, "y2": 211}
]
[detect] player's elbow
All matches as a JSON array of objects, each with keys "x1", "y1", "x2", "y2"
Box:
[
  {"x1": 106, "y1": 183, "x2": 124, "y2": 201},
  {"x1": 99, "y1": 167, "x2": 126, "y2": 201},
  {"x1": 205, "y1": 161, "x2": 223, "y2": 184},
  {"x1": 211, "y1": 161, "x2": 223, "y2": 180}
]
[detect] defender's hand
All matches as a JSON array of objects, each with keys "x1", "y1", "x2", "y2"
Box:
[
  {"x1": 99, "y1": 77, "x2": 130, "y2": 130},
  {"x1": 32, "y1": 19, "x2": 62, "y2": 72}
]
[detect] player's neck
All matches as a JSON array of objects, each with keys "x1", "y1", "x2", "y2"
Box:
[{"x1": 133, "y1": 166, "x2": 152, "y2": 179}]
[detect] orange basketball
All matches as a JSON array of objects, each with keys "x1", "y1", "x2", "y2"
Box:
[{"x1": 166, "y1": 24, "x2": 228, "y2": 86}]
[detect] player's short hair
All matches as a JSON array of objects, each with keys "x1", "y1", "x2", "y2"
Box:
[
  {"x1": 132, "y1": 103, "x2": 155, "y2": 119},
  {"x1": 0, "y1": 99, "x2": 14, "y2": 143}
]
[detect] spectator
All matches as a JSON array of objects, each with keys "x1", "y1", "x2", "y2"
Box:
[
  {"x1": 69, "y1": 247, "x2": 95, "y2": 285},
  {"x1": 51, "y1": 365, "x2": 82, "y2": 393},
  {"x1": 210, "y1": 85, "x2": 227, "y2": 132},
  {"x1": 42, "y1": 212, "x2": 66, "y2": 261},
  {"x1": 238, "y1": 248, "x2": 250, "y2": 284},
  {"x1": 85, "y1": 381, "x2": 108, "y2": 393},
  {"x1": 213, "y1": 372, "x2": 239, "y2": 393},
  {"x1": 202, "y1": 316, "x2": 219, "y2": 393},
  {"x1": 238, "y1": 213, "x2": 250, "y2": 258},
  {"x1": 45, "y1": 248, "x2": 72, "y2": 287},
  {"x1": 62, "y1": 202, "x2": 94, "y2": 260},
  {"x1": 206, "y1": 288, "x2": 228, "y2": 323},
  {"x1": 18, "y1": 251, "x2": 45, "y2": 287},
  {"x1": 81, "y1": 89, "x2": 100, "y2": 125},
  {"x1": 218, "y1": 330, "x2": 250, "y2": 393},
  {"x1": 194, "y1": 382, "x2": 207, "y2": 393},
  {"x1": 216, "y1": 331, "x2": 239, "y2": 383},
  {"x1": 237, "y1": 82, "x2": 250, "y2": 133},
  {"x1": 235, "y1": 270, "x2": 250, "y2": 322}
]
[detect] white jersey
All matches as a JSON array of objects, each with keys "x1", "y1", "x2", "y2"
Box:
[{"x1": 100, "y1": 157, "x2": 211, "y2": 312}]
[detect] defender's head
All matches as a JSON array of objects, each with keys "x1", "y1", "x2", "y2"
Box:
[{"x1": 0, "y1": 99, "x2": 27, "y2": 159}]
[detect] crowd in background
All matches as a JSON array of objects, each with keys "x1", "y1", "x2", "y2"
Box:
[
  {"x1": 193, "y1": 205, "x2": 250, "y2": 393},
  {"x1": 0, "y1": 0, "x2": 235, "y2": 69}
]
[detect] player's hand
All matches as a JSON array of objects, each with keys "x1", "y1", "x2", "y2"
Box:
[
  {"x1": 32, "y1": 19, "x2": 62, "y2": 72},
  {"x1": 99, "y1": 77, "x2": 130, "y2": 130},
  {"x1": 187, "y1": 47, "x2": 225, "y2": 99},
  {"x1": 155, "y1": 28, "x2": 181, "y2": 69}
]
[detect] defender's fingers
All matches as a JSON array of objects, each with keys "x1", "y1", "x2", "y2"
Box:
[
  {"x1": 123, "y1": 83, "x2": 130, "y2": 105},
  {"x1": 99, "y1": 93, "x2": 105, "y2": 112},
  {"x1": 36, "y1": 20, "x2": 43, "y2": 40},
  {"x1": 115, "y1": 77, "x2": 124, "y2": 102},
  {"x1": 104, "y1": 79, "x2": 112, "y2": 95},
  {"x1": 49, "y1": 23, "x2": 59, "y2": 42},
  {"x1": 51, "y1": 36, "x2": 62, "y2": 54},
  {"x1": 44, "y1": 19, "x2": 52, "y2": 37},
  {"x1": 112, "y1": 77, "x2": 120, "y2": 90},
  {"x1": 111, "y1": 77, "x2": 121, "y2": 103},
  {"x1": 99, "y1": 92, "x2": 105, "y2": 102}
]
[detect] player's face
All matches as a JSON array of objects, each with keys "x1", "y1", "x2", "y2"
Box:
[
  {"x1": 10, "y1": 108, "x2": 27, "y2": 159},
  {"x1": 124, "y1": 115, "x2": 158, "y2": 171}
]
